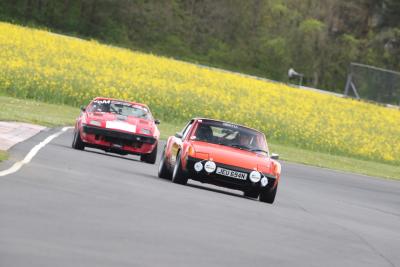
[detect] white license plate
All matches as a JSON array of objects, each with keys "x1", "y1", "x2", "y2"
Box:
[
  {"x1": 216, "y1": 167, "x2": 247, "y2": 180},
  {"x1": 106, "y1": 121, "x2": 136, "y2": 133}
]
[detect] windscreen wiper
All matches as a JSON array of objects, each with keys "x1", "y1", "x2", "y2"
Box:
[
  {"x1": 230, "y1": 144, "x2": 251, "y2": 150},
  {"x1": 250, "y1": 148, "x2": 269, "y2": 154}
]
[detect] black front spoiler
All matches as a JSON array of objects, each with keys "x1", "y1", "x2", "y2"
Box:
[{"x1": 186, "y1": 157, "x2": 276, "y2": 192}]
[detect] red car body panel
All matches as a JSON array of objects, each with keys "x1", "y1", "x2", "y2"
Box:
[{"x1": 75, "y1": 97, "x2": 159, "y2": 155}]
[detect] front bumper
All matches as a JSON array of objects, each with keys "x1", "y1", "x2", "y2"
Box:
[
  {"x1": 186, "y1": 156, "x2": 276, "y2": 192},
  {"x1": 81, "y1": 125, "x2": 157, "y2": 154}
]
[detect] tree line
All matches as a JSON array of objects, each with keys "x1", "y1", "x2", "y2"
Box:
[{"x1": 1, "y1": 0, "x2": 399, "y2": 92}]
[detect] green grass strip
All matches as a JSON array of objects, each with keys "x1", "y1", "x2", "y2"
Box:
[
  {"x1": 0, "y1": 95, "x2": 78, "y2": 127},
  {"x1": 269, "y1": 143, "x2": 400, "y2": 180},
  {"x1": 0, "y1": 150, "x2": 8, "y2": 162}
]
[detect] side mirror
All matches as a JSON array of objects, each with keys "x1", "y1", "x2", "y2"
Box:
[
  {"x1": 154, "y1": 119, "x2": 161, "y2": 125},
  {"x1": 271, "y1": 153, "x2": 279, "y2": 160},
  {"x1": 175, "y1": 132, "x2": 183, "y2": 139},
  {"x1": 80, "y1": 106, "x2": 86, "y2": 112}
]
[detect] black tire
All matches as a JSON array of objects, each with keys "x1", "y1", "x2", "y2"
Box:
[
  {"x1": 259, "y1": 184, "x2": 278, "y2": 204},
  {"x1": 141, "y1": 144, "x2": 158, "y2": 164},
  {"x1": 244, "y1": 189, "x2": 259, "y2": 198},
  {"x1": 172, "y1": 152, "x2": 188, "y2": 185},
  {"x1": 158, "y1": 147, "x2": 172, "y2": 179},
  {"x1": 72, "y1": 129, "x2": 85, "y2": 150}
]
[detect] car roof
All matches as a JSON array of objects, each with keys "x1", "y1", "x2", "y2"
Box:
[
  {"x1": 92, "y1": 97, "x2": 149, "y2": 108},
  {"x1": 192, "y1": 118, "x2": 264, "y2": 135}
]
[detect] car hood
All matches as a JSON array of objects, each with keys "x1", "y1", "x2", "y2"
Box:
[
  {"x1": 190, "y1": 141, "x2": 275, "y2": 174},
  {"x1": 85, "y1": 112, "x2": 156, "y2": 136}
]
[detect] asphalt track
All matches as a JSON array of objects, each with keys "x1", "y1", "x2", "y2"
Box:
[{"x1": 0, "y1": 128, "x2": 399, "y2": 267}]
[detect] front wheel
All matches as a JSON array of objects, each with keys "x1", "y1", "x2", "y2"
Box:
[
  {"x1": 158, "y1": 147, "x2": 172, "y2": 179},
  {"x1": 141, "y1": 144, "x2": 158, "y2": 164},
  {"x1": 72, "y1": 129, "x2": 85, "y2": 150},
  {"x1": 172, "y1": 152, "x2": 188, "y2": 185},
  {"x1": 259, "y1": 184, "x2": 278, "y2": 204}
]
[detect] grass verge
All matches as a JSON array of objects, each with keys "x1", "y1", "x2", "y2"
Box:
[
  {"x1": 157, "y1": 120, "x2": 185, "y2": 140},
  {"x1": 269, "y1": 143, "x2": 400, "y2": 180},
  {"x1": 0, "y1": 95, "x2": 78, "y2": 127},
  {"x1": 0, "y1": 96, "x2": 398, "y2": 180},
  {"x1": 0, "y1": 150, "x2": 8, "y2": 162}
]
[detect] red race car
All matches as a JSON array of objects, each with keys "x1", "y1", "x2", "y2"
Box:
[
  {"x1": 72, "y1": 97, "x2": 160, "y2": 164},
  {"x1": 158, "y1": 118, "x2": 281, "y2": 203}
]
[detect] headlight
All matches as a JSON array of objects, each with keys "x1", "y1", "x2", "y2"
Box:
[
  {"x1": 90, "y1": 120, "x2": 101, "y2": 127},
  {"x1": 249, "y1": 171, "x2": 261, "y2": 183},
  {"x1": 194, "y1": 162, "x2": 203, "y2": 172},
  {"x1": 204, "y1": 161, "x2": 216, "y2": 173},
  {"x1": 141, "y1": 128, "x2": 151, "y2": 135},
  {"x1": 261, "y1": 177, "x2": 269, "y2": 187}
]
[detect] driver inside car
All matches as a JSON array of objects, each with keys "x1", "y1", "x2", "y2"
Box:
[
  {"x1": 91, "y1": 102, "x2": 108, "y2": 112},
  {"x1": 237, "y1": 132, "x2": 253, "y2": 147},
  {"x1": 195, "y1": 124, "x2": 214, "y2": 142}
]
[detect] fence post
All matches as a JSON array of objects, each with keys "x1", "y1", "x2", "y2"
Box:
[{"x1": 344, "y1": 73, "x2": 352, "y2": 96}]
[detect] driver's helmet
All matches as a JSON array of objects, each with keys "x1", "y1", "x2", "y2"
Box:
[
  {"x1": 196, "y1": 124, "x2": 213, "y2": 141},
  {"x1": 92, "y1": 103, "x2": 102, "y2": 112},
  {"x1": 238, "y1": 132, "x2": 252, "y2": 146}
]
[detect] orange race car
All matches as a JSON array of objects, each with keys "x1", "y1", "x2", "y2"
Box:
[{"x1": 158, "y1": 118, "x2": 281, "y2": 204}]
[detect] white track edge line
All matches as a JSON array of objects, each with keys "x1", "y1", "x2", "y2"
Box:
[{"x1": 0, "y1": 127, "x2": 72, "y2": 177}]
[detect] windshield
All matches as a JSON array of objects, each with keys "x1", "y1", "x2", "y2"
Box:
[
  {"x1": 193, "y1": 120, "x2": 269, "y2": 153},
  {"x1": 87, "y1": 99, "x2": 152, "y2": 120}
]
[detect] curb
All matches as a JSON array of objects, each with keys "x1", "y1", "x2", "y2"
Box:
[{"x1": 0, "y1": 121, "x2": 46, "y2": 151}]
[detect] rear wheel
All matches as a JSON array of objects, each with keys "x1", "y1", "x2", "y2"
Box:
[
  {"x1": 172, "y1": 152, "x2": 188, "y2": 185},
  {"x1": 158, "y1": 147, "x2": 172, "y2": 179},
  {"x1": 259, "y1": 184, "x2": 278, "y2": 204},
  {"x1": 72, "y1": 129, "x2": 85, "y2": 150},
  {"x1": 141, "y1": 144, "x2": 158, "y2": 164}
]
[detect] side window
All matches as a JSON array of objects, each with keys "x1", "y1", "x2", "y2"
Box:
[{"x1": 181, "y1": 121, "x2": 194, "y2": 139}]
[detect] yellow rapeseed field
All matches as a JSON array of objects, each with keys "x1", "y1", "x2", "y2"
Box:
[{"x1": 0, "y1": 22, "x2": 399, "y2": 164}]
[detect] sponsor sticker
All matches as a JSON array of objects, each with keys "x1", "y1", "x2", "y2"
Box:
[
  {"x1": 222, "y1": 122, "x2": 238, "y2": 129},
  {"x1": 93, "y1": 99, "x2": 111, "y2": 104}
]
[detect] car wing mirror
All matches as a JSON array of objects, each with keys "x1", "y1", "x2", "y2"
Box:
[
  {"x1": 271, "y1": 153, "x2": 279, "y2": 160},
  {"x1": 175, "y1": 132, "x2": 183, "y2": 139},
  {"x1": 80, "y1": 106, "x2": 86, "y2": 112},
  {"x1": 154, "y1": 119, "x2": 161, "y2": 125}
]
